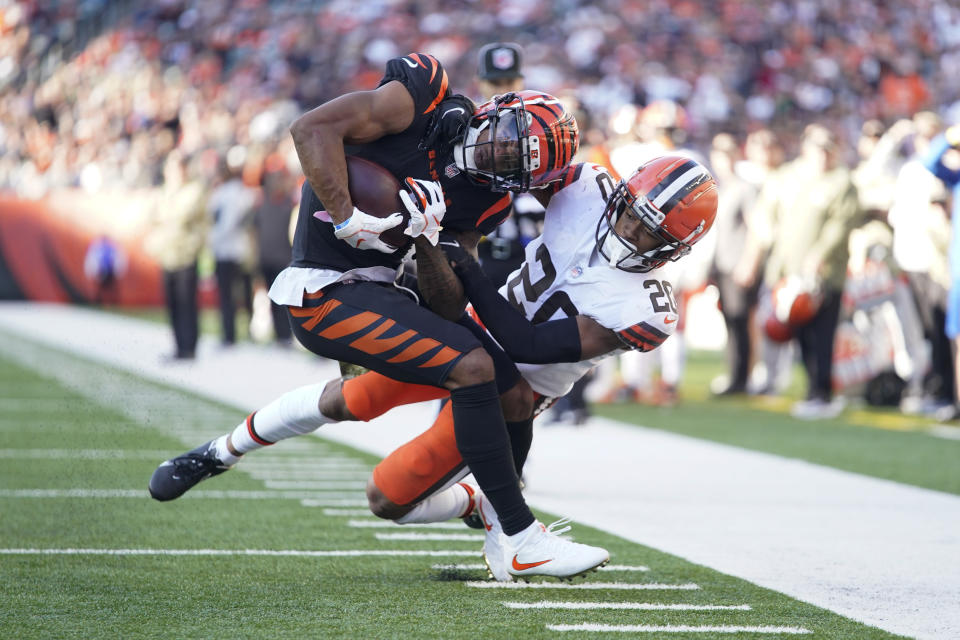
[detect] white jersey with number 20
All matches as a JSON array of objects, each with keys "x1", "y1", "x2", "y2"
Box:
[{"x1": 497, "y1": 164, "x2": 679, "y2": 399}]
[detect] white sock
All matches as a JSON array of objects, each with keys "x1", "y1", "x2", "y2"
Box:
[
  {"x1": 212, "y1": 434, "x2": 241, "y2": 466},
  {"x1": 395, "y1": 483, "x2": 477, "y2": 524},
  {"x1": 214, "y1": 382, "x2": 334, "y2": 461}
]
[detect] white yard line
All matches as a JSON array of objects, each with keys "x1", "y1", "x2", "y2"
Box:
[
  {"x1": 299, "y1": 498, "x2": 370, "y2": 507},
  {"x1": 241, "y1": 461, "x2": 371, "y2": 470},
  {"x1": 547, "y1": 624, "x2": 810, "y2": 634},
  {"x1": 261, "y1": 480, "x2": 367, "y2": 490},
  {"x1": 504, "y1": 601, "x2": 750, "y2": 611},
  {"x1": 348, "y1": 520, "x2": 467, "y2": 530},
  {"x1": 321, "y1": 508, "x2": 374, "y2": 516},
  {"x1": 0, "y1": 488, "x2": 367, "y2": 503},
  {"x1": 929, "y1": 425, "x2": 960, "y2": 441},
  {"x1": 2, "y1": 302, "x2": 959, "y2": 640},
  {"x1": 374, "y1": 532, "x2": 484, "y2": 542},
  {"x1": 0, "y1": 548, "x2": 481, "y2": 558},
  {"x1": 465, "y1": 581, "x2": 699, "y2": 591},
  {"x1": 244, "y1": 470, "x2": 371, "y2": 480},
  {"x1": 432, "y1": 563, "x2": 649, "y2": 572},
  {"x1": 0, "y1": 449, "x2": 179, "y2": 459}
]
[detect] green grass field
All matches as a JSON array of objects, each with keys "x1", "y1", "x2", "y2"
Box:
[{"x1": 0, "y1": 338, "x2": 917, "y2": 639}]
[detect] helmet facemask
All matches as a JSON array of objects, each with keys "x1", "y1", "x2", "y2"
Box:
[
  {"x1": 455, "y1": 93, "x2": 541, "y2": 192},
  {"x1": 595, "y1": 180, "x2": 694, "y2": 273}
]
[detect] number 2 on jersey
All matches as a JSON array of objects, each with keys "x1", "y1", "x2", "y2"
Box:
[
  {"x1": 644, "y1": 279, "x2": 677, "y2": 314},
  {"x1": 506, "y1": 244, "x2": 579, "y2": 323}
]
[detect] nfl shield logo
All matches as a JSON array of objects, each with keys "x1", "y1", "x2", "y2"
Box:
[
  {"x1": 445, "y1": 163, "x2": 460, "y2": 178},
  {"x1": 492, "y1": 48, "x2": 515, "y2": 70}
]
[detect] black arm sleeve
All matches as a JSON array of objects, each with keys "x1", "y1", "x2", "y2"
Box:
[{"x1": 444, "y1": 244, "x2": 582, "y2": 364}]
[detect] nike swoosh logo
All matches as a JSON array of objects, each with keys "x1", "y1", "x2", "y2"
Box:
[
  {"x1": 442, "y1": 107, "x2": 465, "y2": 118},
  {"x1": 664, "y1": 316, "x2": 677, "y2": 324},
  {"x1": 401, "y1": 57, "x2": 417, "y2": 68},
  {"x1": 512, "y1": 555, "x2": 552, "y2": 571},
  {"x1": 478, "y1": 503, "x2": 493, "y2": 532}
]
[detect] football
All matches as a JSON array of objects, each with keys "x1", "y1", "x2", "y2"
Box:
[{"x1": 346, "y1": 155, "x2": 411, "y2": 250}]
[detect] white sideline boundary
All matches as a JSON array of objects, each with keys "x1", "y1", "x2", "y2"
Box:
[{"x1": 1, "y1": 303, "x2": 959, "y2": 640}]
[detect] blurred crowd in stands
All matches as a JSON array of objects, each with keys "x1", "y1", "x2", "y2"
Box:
[
  {"x1": 3, "y1": 0, "x2": 960, "y2": 421},
  {"x1": 4, "y1": 0, "x2": 960, "y2": 197}
]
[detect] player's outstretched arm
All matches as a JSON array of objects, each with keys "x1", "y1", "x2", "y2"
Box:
[
  {"x1": 290, "y1": 81, "x2": 415, "y2": 224},
  {"x1": 444, "y1": 243, "x2": 590, "y2": 364}
]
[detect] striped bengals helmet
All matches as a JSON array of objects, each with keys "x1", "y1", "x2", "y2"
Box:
[
  {"x1": 596, "y1": 155, "x2": 717, "y2": 272},
  {"x1": 456, "y1": 90, "x2": 579, "y2": 192}
]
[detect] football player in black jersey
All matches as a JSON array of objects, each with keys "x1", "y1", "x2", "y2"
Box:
[{"x1": 148, "y1": 53, "x2": 608, "y2": 579}]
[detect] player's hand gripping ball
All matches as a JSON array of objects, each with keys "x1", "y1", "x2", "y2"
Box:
[
  {"x1": 400, "y1": 178, "x2": 446, "y2": 246},
  {"x1": 333, "y1": 157, "x2": 411, "y2": 252}
]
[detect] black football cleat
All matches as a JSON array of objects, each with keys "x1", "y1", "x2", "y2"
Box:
[{"x1": 149, "y1": 440, "x2": 231, "y2": 501}]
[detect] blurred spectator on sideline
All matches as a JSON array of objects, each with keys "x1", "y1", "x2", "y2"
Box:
[
  {"x1": 475, "y1": 42, "x2": 524, "y2": 99},
  {"x1": 253, "y1": 159, "x2": 296, "y2": 345},
  {"x1": 853, "y1": 119, "x2": 912, "y2": 218},
  {"x1": 708, "y1": 133, "x2": 760, "y2": 396},
  {"x1": 763, "y1": 125, "x2": 864, "y2": 419},
  {"x1": 83, "y1": 234, "x2": 126, "y2": 306},
  {"x1": 145, "y1": 150, "x2": 208, "y2": 361},
  {"x1": 921, "y1": 124, "x2": 960, "y2": 422},
  {"x1": 849, "y1": 118, "x2": 929, "y2": 407},
  {"x1": 546, "y1": 373, "x2": 593, "y2": 426},
  {"x1": 887, "y1": 112, "x2": 954, "y2": 415},
  {"x1": 737, "y1": 129, "x2": 790, "y2": 395},
  {"x1": 207, "y1": 146, "x2": 257, "y2": 347}
]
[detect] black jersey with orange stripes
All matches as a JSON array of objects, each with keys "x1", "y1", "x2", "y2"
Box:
[{"x1": 291, "y1": 53, "x2": 512, "y2": 273}]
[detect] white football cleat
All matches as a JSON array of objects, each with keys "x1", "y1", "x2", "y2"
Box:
[
  {"x1": 475, "y1": 492, "x2": 511, "y2": 582},
  {"x1": 504, "y1": 518, "x2": 609, "y2": 579}
]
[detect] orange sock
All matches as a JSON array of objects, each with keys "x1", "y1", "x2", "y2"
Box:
[{"x1": 342, "y1": 371, "x2": 448, "y2": 421}]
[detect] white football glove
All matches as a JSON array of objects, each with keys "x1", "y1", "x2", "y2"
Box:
[
  {"x1": 332, "y1": 206, "x2": 404, "y2": 253},
  {"x1": 400, "y1": 177, "x2": 445, "y2": 246}
]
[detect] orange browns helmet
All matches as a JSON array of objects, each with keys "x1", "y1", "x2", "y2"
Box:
[
  {"x1": 456, "y1": 90, "x2": 579, "y2": 192},
  {"x1": 596, "y1": 155, "x2": 718, "y2": 273}
]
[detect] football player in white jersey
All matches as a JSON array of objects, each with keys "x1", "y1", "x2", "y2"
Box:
[
  {"x1": 153, "y1": 155, "x2": 718, "y2": 581},
  {"x1": 356, "y1": 155, "x2": 717, "y2": 580}
]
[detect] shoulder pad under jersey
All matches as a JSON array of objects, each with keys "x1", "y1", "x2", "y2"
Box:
[
  {"x1": 541, "y1": 163, "x2": 614, "y2": 197},
  {"x1": 379, "y1": 53, "x2": 450, "y2": 118}
]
